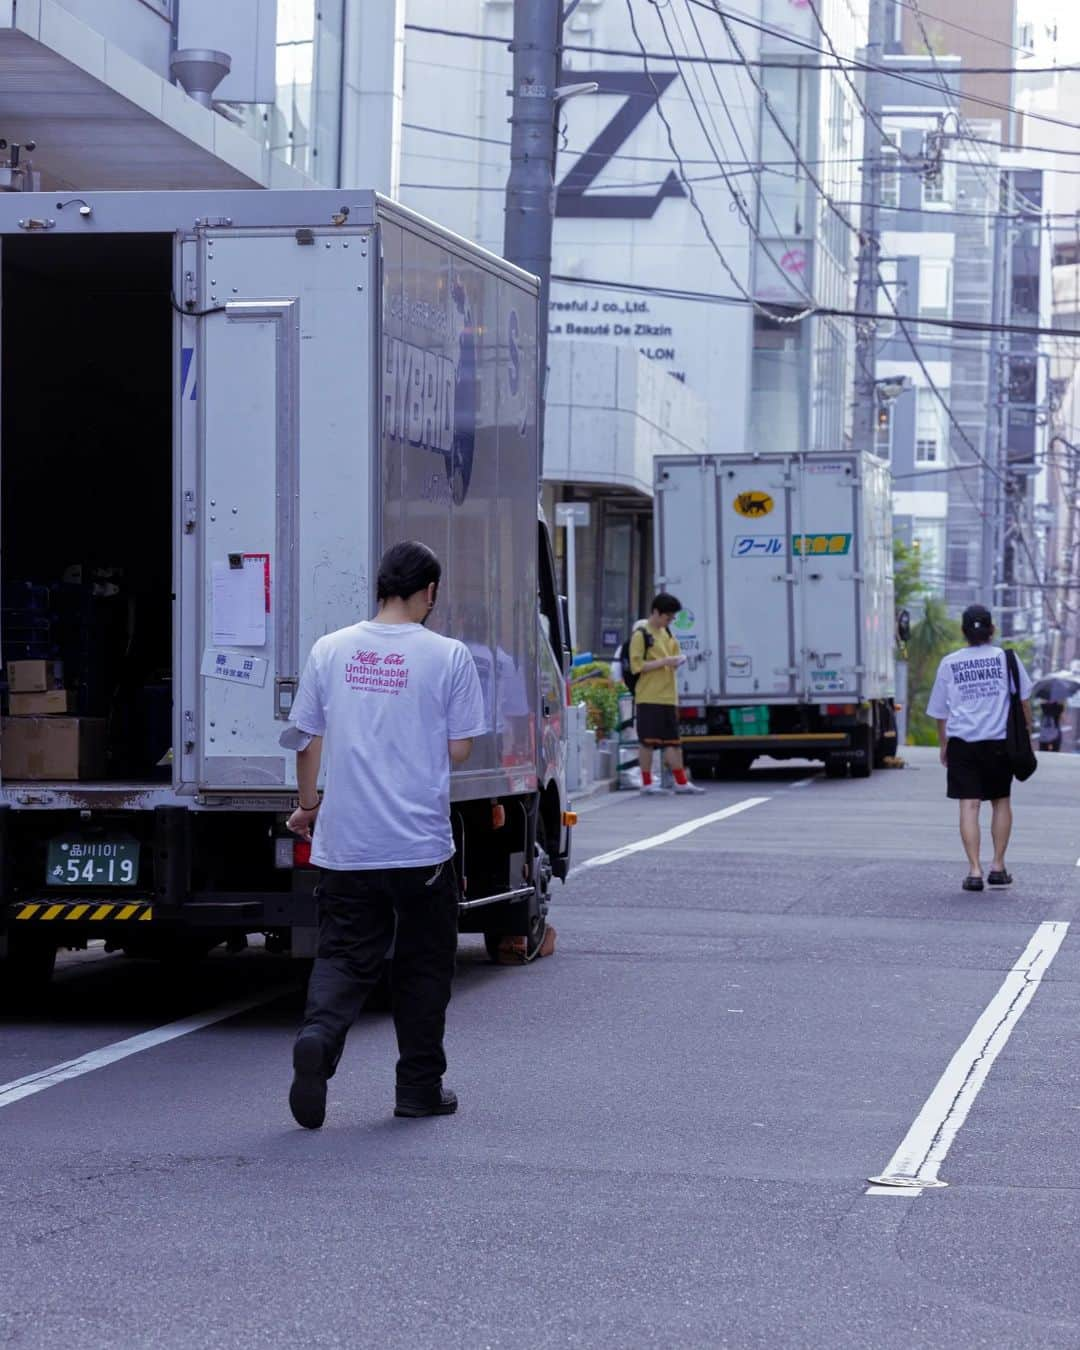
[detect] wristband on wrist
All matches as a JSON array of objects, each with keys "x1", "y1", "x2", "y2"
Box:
[{"x1": 298, "y1": 799, "x2": 321, "y2": 812}]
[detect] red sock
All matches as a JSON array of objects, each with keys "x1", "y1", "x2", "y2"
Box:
[
  {"x1": 641, "y1": 770, "x2": 653, "y2": 786},
  {"x1": 673, "y1": 769, "x2": 689, "y2": 786}
]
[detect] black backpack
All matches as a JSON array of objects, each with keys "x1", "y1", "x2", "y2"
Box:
[{"x1": 618, "y1": 625, "x2": 653, "y2": 696}]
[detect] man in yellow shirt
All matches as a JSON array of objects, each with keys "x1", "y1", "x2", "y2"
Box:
[{"x1": 629, "y1": 593, "x2": 705, "y2": 796}]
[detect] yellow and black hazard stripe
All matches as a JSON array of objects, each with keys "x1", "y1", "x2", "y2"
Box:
[{"x1": 12, "y1": 900, "x2": 153, "y2": 923}]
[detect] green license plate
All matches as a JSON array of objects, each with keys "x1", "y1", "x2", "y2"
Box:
[{"x1": 46, "y1": 837, "x2": 140, "y2": 887}]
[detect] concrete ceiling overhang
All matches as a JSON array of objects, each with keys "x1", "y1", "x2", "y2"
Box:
[{"x1": 0, "y1": 4, "x2": 312, "y2": 192}]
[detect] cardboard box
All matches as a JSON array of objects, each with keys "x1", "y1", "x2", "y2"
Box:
[
  {"x1": 9, "y1": 690, "x2": 74, "y2": 716},
  {"x1": 1, "y1": 717, "x2": 106, "y2": 780},
  {"x1": 7, "y1": 659, "x2": 64, "y2": 693}
]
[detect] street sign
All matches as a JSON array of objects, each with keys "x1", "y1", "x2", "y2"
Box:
[{"x1": 556, "y1": 502, "x2": 591, "y2": 527}]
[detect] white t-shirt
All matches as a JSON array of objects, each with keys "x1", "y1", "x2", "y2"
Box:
[
  {"x1": 926, "y1": 644, "x2": 1033, "y2": 743},
  {"x1": 289, "y1": 620, "x2": 487, "y2": 870}
]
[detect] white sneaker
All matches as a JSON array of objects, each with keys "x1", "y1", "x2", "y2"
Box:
[
  {"x1": 639, "y1": 783, "x2": 669, "y2": 795},
  {"x1": 673, "y1": 781, "x2": 706, "y2": 795}
]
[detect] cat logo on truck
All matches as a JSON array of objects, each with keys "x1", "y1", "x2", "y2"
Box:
[{"x1": 733, "y1": 491, "x2": 774, "y2": 518}]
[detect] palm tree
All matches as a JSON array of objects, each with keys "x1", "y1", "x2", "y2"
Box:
[{"x1": 906, "y1": 596, "x2": 961, "y2": 744}]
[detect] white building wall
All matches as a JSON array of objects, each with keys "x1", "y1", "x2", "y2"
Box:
[
  {"x1": 545, "y1": 342, "x2": 708, "y2": 496},
  {"x1": 47, "y1": 0, "x2": 172, "y2": 75}
]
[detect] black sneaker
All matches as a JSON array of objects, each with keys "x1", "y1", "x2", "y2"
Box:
[
  {"x1": 394, "y1": 1086, "x2": 458, "y2": 1118},
  {"x1": 289, "y1": 1034, "x2": 329, "y2": 1129}
]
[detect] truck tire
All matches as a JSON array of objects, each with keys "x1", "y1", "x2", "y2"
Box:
[
  {"x1": 483, "y1": 825, "x2": 551, "y2": 964},
  {"x1": 874, "y1": 702, "x2": 898, "y2": 767},
  {"x1": 850, "y1": 725, "x2": 874, "y2": 780},
  {"x1": 2, "y1": 936, "x2": 57, "y2": 1004},
  {"x1": 717, "y1": 752, "x2": 754, "y2": 779},
  {"x1": 824, "y1": 756, "x2": 846, "y2": 779}
]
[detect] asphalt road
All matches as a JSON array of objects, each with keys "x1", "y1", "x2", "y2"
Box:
[{"x1": 2, "y1": 746, "x2": 1079, "y2": 1348}]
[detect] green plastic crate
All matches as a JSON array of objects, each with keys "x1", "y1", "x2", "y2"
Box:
[{"x1": 730, "y1": 705, "x2": 770, "y2": 736}]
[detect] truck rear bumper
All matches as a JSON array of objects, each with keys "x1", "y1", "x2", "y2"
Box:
[{"x1": 681, "y1": 733, "x2": 850, "y2": 752}]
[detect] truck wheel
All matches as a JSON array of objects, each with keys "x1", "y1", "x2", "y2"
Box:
[
  {"x1": 483, "y1": 827, "x2": 552, "y2": 964},
  {"x1": 850, "y1": 725, "x2": 874, "y2": 780},
  {"x1": 717, "y1": 753, "x2": 754, "y2": 779},
  {"x1": 824, "y1": 756, "x2": 846, "y2": 779},
  {"x1": 2, "y1": 937, "x2": 57, "y2": 1004}
]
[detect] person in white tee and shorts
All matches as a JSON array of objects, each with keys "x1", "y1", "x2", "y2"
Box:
[
  {"x1": 284, "y1": 541, "x2": 486, "y2": 1129},
  {"x1": 926, "y1": 604, "x2": 1033, "y2": 893}
]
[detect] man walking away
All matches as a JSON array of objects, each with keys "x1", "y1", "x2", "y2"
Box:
[
  {"x1": 629, "y1": 593, "x2": 705, "y2": 796},
  {"x1": 284, "y1": 541, "x2": 486, "y2": 1129},
  {"x1": 926, "y1": 604, "x2": 1033, "y2": 892}
]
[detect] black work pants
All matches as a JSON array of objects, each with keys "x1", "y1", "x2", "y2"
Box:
[{"x1": 299, "y1": 862, "x2": 459, "y2": 1090}]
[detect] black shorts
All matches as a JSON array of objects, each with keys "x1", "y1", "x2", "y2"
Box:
[
  {"x1": 636, "y1": 703, "x2": 680, "y2": 747},
  {"x1": 946, "y1": 737, "x2": 1012, "y2": 801}
]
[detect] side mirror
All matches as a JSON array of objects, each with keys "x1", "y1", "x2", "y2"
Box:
[
  {"x1": 558, "y1": 595, "x2": 573, "y2": 672},
  {"x1": 896, "y1": 608, "x2": 911, "y2": 643}
]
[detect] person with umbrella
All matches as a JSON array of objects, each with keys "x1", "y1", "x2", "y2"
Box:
[{"x1": 1031, "y1": 676, "x2": 1079, "y2": 753}]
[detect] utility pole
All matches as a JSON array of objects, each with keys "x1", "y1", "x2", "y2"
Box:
[
  {"x1": 981, "y1": 206, "x2": 1010, "y2": 610},
  {"x1": 851, "y1": 0, "x2": 886, "y2": 454},
  {"x1": 503, "y1": 0, "x2": 563, "y2": 474}
]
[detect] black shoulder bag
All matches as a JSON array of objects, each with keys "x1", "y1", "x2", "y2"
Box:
[{"x1": 1004, "y1": 649, "x2": 1037, "y2": 782}]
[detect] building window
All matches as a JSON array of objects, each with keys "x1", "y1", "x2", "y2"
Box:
[
  {"x1": 241, "y1": 0, "x2": 345, "y2": 186},
  {"x1": 880, "y1": 146, "x2": 900, "y2": 209},
  {"x1": 877, "y1": 257, "x2": 901, "y2": 337},
  {"x1": 752, "y1": 310, "x2": 805, "y2": 450},
  {"x1": 921, "y1": 161, "x2": 954, "y2": 209},
  {"x1": 913, "y1": 519, "x2": 947, "y2": 573},
  {"x1": 919, "y1": 258, "x2": 952, "y2": 339},
  {"x1": 948, "y1": 538, "x2": 974, "y2": 584},
  {"x1": 916, "y1": 386, "x2": 948, "y2": 463}
]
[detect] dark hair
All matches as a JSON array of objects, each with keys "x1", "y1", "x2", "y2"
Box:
[
  {"x1": 377, "y1": 541, "x2": 442, "y2": 602},
  {"x1": 961, "y1": 604, "x2": 994, "y2": 645},
  {"x1": 650, "y1": 592, "x2": 682, "y2": 616}
]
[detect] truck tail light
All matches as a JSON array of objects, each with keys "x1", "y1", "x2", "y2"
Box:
[
  {"x1": 275, "y1": 837, "x2": 314, "y2": 869},
  {"x1": 679, "y1": 706, "x2": 703, "y2": 720},
  {"x1": 825, "y1": 704, "x2": 857, "y2": 717}
]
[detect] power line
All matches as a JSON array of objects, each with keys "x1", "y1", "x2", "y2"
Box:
[
  {"x1": 889, "y1": 0, "x2": 1037, "y2": 59},
  {"x1": 403, "y1": 20, "x2": 1072, "y2": 75},
  {"x1": 621, "y1": 0, "x2": 813, "y2": 323},
  {"x1": 402, "y1": 121, "x2": 1080, "y2": 180},
  {"x1": 897, "y1": 0, "x2": 1056, "y2": 621},
  {"x1": 655, "y1": 0, "x2": 817, "y2": 306},
  {"x1": 672, "y1": 0, "x2": 797, "y2": 242},
  {"x1": 548, "y1": 272, "x2": 1080, "y2": 341},
  {"x1": 804, "y1": 0, "x2": 921, "y2": 173},
  {"x1": 684, "y1": 0, "x2": 1080, "y2": 138}
]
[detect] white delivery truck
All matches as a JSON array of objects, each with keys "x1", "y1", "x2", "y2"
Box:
[
  {"x1": 654, "y1": 451, "x2": 897, "y2": 778},
  {"x1": 0, "y1": 190, "x2": 571, "y2": 992}
]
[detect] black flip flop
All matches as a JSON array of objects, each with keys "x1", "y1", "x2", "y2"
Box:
[
  {"x1": 987, "y1": 870, "x2": 1013, "y2": 887},
  {"x1": 962, "y1": 876, "x2": 985, "y2": 892}
]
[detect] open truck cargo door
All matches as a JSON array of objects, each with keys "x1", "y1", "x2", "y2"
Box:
[{"x1": 190, "y1": 223, "x2": 376, "y2": 793}]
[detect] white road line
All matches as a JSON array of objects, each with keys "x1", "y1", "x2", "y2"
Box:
[
  {"x1": 788, "y1": 776, "x2": 815, "y2": 790},
  {"x1": 0, "y1": 984, "x2": 295, "y2": 1111},
  {"x1": 576, "y1": 796, "x2": 770, "y2": 870},
  {"x1": 866, "y1": 920, "x2": 1069, "y2": 1197}
]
